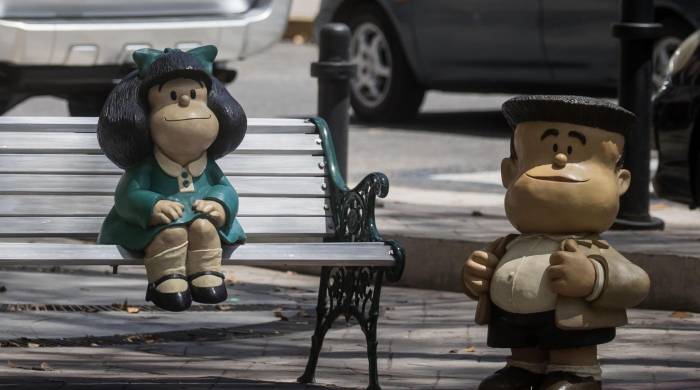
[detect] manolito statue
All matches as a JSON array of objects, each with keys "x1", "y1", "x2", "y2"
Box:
[{"x1": 463, "y1": 95, "x2": 650, "y2": 390}]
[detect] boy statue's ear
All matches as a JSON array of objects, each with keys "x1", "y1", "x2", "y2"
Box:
[
  {"x1": 617, "y1": 168, "x2": 631, "y2": 196},
  {"x1": 501, "y1": 157, "x2": 518, "y2": 189}
]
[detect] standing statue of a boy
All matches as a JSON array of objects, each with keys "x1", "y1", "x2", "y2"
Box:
[
  {"x1": 463, "y1": 96, "x2": 650, "y2": 390},
  {"x1": 97, "y1": 46, "x2": 247, "y2": 312}
]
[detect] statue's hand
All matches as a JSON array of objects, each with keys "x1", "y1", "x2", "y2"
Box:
[
  {"x1": 149, "y1": 200, "x2": 184, "y2": 226},
  {"x1": 548, "y1": 239, "x2": 597, "y2": 298},
  {"x1": 193, "y1": 199, "x2": 226, "y2": 228},
  {"x1": 463, "y1": 249, "x2": 500, "y2": 296}
]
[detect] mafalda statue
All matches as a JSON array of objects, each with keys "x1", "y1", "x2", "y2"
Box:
[
  {"x1": 97, "y1": 46, "x2": 247, "y2": 312},
  {"x1": 462, "y1": 95, "x2": 650, "y2": 390}
]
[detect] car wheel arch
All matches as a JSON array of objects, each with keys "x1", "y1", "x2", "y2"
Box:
[
  {"x1": 655, "y1": 6, "x2": 698, "y2": 31},
  {"x1": 331, "y1": 0, "x2": 424, "y2": 85}
]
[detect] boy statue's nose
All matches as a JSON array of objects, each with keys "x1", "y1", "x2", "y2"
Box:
[{"x1": 553, "y1": 152, "x2": 568, "y2": 168}]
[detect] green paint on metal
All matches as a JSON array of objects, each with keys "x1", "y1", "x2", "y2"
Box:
[{"x1": 309, "y1": 117, "x2": 349, "y2": 192}]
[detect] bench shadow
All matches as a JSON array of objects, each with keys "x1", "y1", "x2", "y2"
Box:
[{"x1": 350, "y1": 110, "x2": 512, "y2": 138}]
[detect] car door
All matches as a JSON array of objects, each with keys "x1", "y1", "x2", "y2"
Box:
[
  {"x1": 541, "y1": 0, "x2": 619, "y2": 91},
  {"x1": 412, "y1": 0, "x2": 549, "y2": 88}
]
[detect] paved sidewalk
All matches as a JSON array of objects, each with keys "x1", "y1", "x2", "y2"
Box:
[{"x1": 0, "y1": 266, "x2": 698, "y2": 389}]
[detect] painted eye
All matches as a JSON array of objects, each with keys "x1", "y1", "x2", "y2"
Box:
[
  {"x1": 553, "y1": 144, "x2": 558, "y2": 153},
  {"x1": 567, "y1": 145, "x2": 573, "y2": 155},
  {"x1": 170, "y1": 90, "x2": 177, "y2": 101},
  {"x1": 190, "y1": 89, "x2": 196, "y2": 99}
]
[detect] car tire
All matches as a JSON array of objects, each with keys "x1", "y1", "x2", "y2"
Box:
[
  {"x1": 68, "y1": 90, "x2": 112, "y2": 117},
  {"x1": 338, "y1": 4, "x2": 425, "y2": 122},
  {"x1": 653, "y1": 17, "x2": 694, "y2": 91}
]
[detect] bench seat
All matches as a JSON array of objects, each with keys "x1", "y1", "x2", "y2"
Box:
[{"x1": 0, "y1": 242, "x2": 396, "y2": 267}]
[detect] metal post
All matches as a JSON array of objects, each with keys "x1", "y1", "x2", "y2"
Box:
[
  {"x1": 612, "y1": 0, "x2": 665, "y2": 230},
  {"x1": 311, "y1": 23, "x2": 356, "y2": 180}
]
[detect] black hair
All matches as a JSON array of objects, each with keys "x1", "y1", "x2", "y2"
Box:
[
  {"x1": 97, "y1": 49, "x2": 246, "y2": 169},
  {"x1": 502, "y1": 95, "x2": 635, "y2": 136}
]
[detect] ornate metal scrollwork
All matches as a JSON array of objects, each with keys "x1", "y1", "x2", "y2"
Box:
[
  {"x1": 300, "y1": 118, "x2": 405, "y2": 390},
  {"x1": 332, "y1": 172, "x2": 388, "y2": 243}
]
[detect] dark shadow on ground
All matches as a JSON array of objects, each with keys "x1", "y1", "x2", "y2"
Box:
[
  {"x1": 0, "y1": 377, "x2": 346, "y2": 389},
  {"x1": 350, "y1": 110, "x2": 511, "y2": 138}
]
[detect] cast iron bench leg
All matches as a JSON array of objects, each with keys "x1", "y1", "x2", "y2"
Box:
[{"x1": 298, "y1": 266, "x2": 385, "y2": 390}]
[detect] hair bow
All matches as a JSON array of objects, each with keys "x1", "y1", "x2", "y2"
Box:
[{"x1": 133, "y1": 45, "x2": 218, "y2": 78}]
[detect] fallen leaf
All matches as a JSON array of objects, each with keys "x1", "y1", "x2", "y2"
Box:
[
  {"x1": 671, "y1": 311, "x2": 691, "y2": 319},
  {"x1": 448, "y1": 349, "x2": 458, "y2": 354},
  {"x1": 126, "y1": 306, "x2": 140, "y2": 314},
  {"x1": 89, "y1": 343, "x2": 99, "y2": 347},
  {"x1": 215, "y1": 305, "x2": 232, "y2": 311},
  {"x1": 27, "y1": 342, "x2": 40, "y2": 348},
  {"x1": 36, "y1": 362, "x2": 53, "y2": 371},
  {"x1": 464, "y1": 346, "x2": 476, "y2": 353},
  {"x1": 273, "y1": 309, "x2": 289, "y2": 321},
  {"x1": 7, "y1": 361, "x2": 16, "y2": 368}
]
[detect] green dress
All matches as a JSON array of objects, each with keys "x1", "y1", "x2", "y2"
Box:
[{"x1": 98, "y1": 153, "x2": 245, "y2": 251}]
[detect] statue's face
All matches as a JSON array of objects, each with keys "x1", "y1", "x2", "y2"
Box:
[
  {"x1": 148, "y1": 78, "x2": 219, "y2": 164},
  {"x1": 501, "y1": 121, "x2": 630, "y2": 234}
]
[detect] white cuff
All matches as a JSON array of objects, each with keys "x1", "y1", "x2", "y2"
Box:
[{"x1": 585, "y1": 258, "x2": 605, "y2": 302}]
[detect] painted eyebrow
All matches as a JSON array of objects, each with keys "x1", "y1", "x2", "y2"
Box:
[
  {"x1": 568, "y1": 130, "x2": 587, "y2": 145},
  {"x1": 540, "y1": 128, "x2": 559, "y2": 140},
  {"x1": 157, "y1": 79, "x2": 204, "y2": 92}
]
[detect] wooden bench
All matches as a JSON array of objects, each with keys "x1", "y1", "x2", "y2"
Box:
[{"x1": 0, "y1": 116, "x2": 404, "y2": 390}]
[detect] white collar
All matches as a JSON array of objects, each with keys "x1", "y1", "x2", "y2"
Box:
[{"x1": 154, "y1": 147, "x2": 207, "y2": 178}]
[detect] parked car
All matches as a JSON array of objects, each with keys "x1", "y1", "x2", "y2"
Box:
[
  {"x1": 653, "y1": 30, "x2": 700, "y2": 207},
  {"x1": 0, "y1": 0, "x2": 291, "y2": 116},
  {"x1": 316, "y1": 0, "x2": 699, "y2": 122}
]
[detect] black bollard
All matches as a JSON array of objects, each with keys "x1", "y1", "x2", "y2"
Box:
[
  {"x1": 611, "y1": 0, "x2": 665, "y2": 230},
  {"x1": 311, "y1": 23, "x2": 356, "y2": 180}
]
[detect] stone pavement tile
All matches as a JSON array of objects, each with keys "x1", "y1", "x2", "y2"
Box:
[{"x1": 0, "y1": 268, "x2": 697, "y2": 389}]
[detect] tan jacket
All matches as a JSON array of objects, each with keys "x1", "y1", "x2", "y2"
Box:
[{"x1": 462, "y1": 234, "x2": 650, "y2": 330}]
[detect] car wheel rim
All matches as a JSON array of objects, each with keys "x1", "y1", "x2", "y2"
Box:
[
  {"x1": 350, "y1": 23, "x2": 392, "y2": 108},
  {"x1": 653, "y1": 36, "x2": 682, "y2": 90}
]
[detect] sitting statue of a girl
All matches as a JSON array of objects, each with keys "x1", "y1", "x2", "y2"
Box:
[{"x1": 97, "y1": 46, "x2": 247, "y2": 312}]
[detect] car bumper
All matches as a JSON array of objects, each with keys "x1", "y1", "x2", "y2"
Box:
[{"x1": 0, "y1": 0, "x2": 290, "y2": 66}]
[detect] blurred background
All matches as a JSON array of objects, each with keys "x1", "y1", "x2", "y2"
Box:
[{"x1": 2, "y1": 0, "x2": 699, "y2": 212}]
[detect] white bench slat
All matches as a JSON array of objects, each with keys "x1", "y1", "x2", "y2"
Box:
[
  {"x1": 0, "y1": 117, "x2": 317, "y2": 134},
  {"x1": 0, "y1": 154, "x2": 326, "y2": 176},
  {"x1": 0, "y1": 195, "x2": 328, "y2": 217},
  {"x1": 0, "y1": 216, "x2": 331, "y2": 238},
  {"x1": 0, "y1": 175, "x2": 328, "y2": 197},
  {"x1": 0, "y1": 242, "x2": 395, "y2": 267},
  {"x1": 0, "y1": 132, "x2": 323, "y2": 154}
]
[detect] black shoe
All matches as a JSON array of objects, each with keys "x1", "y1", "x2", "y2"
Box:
[
  {"x1": 538, "y1": 371, "x2": 601, "y2": 390},
  {"x1": 479, "y1": 365, "x2": 545, "y2": 390},
  {"x1": 145, "y1": 274, "x2": 192, "y2": 312},
  {"x1": 188, "y1": 271, "x2": 228, "y2": 304}
]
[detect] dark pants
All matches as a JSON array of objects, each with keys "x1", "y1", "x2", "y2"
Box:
[{"x1": 487, "y1": 305, "x2": 615, "y2": 350}]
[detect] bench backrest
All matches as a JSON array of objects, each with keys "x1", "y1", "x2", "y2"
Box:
[{"x1": 0, "y1": 117, "x2": 333, "y2": 241}]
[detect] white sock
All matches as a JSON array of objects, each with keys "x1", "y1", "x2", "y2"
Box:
[{"x1": 506, "y1": 358, "x2": 547, "y2": 374}]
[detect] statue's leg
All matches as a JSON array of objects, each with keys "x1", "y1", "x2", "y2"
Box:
[{"x1": 144, "y1": 227, "x2": 191, "y2": 311}]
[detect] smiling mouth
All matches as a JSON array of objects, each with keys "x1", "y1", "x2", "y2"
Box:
[
  {"x1": 526, "y1": 173, "x2": 589, "y2": 183},
  {"x1": 163, "y1": 114, "x2": 212, "y2": 122}
]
